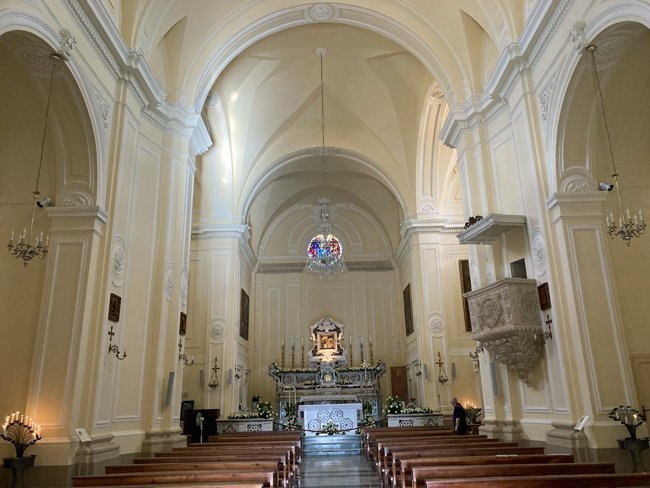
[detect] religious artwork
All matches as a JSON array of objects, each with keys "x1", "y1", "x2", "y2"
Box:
[
  {"x1": 179, "y1": 312, "x2": 187, "y2": 336},
  {"x1": 239, "y1": 289, "x2": 249, "y2": 340},
  {"x1": 403, "y1": 284, "x2": 414, "y2": 336},
  {"x1": 108, "y1": 293, "x2": 121, "y2": 322},
  {"x1": 538, "y1": 282, "x2": 551, "y2": 310},
  {"x1": 319, "y1": 333, "x2": 336, "y2": 350},
  {"x1": 459, "y1": 259, "x2": 472, "y2": 331}
]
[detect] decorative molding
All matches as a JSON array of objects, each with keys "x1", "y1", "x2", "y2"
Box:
[
  {"x1": 485, "y1": 262, "x2": 495, "y2": 285},
  {"x1": 467, "y1": 278, "x2": 545, "y2": 385},
  {"x1": 560, "y1": 173, "x2": 593, "y2": 193},
  {"x1": 209, "y1": 320, "x2": 226, "y2": 342},
  {"x1": 426, "y1": 85, "x2": 445, "y2": 104},
  {"x1": 164, "y1": 263, "x2": 175, "y2": 302},
  {"x1": 61, "y1": 190, "x2": 93, "y2": 207},
  {"x1": 191, "y1": 224, "x2": 250, "y2": 241},
  {"x1": 538, "y1": 77, "x2": 555, "y2": 122},
  {"x1": 470, "y1": 264, "x2": 480, "y2": 290},
  {"x1": 531, "y1": 227, "x2": 547, "y2": 277},
  {"x1": 94, "y1": 87, "x2": 111, "y2": 129},
  {"x1": 429, "y1": 312, "x2": 444, "y2": 337},
  {"x1": 57, "y1": 28, "x2": 77, "y2": 60},
  {"x1": 180, "y1": 268, "x2": 189, "y2": 307},
  {"x1": 569, "y1": 20, "x2": 587, "y2": 52},
  {"x1": 111, "y1": 236, "x2": 126, "y2": 287},
  {"x1": 305, "y1": 3, "x2": 338, "y2": 22}
]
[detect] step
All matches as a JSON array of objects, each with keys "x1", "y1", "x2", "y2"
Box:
[{"x1": 303, "y1": 434, "x2": 362, "y2": 456}]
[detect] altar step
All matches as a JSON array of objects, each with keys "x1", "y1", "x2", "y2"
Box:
[{"x1": 303, "y1": 433, "x2": 362, "y2": 456}]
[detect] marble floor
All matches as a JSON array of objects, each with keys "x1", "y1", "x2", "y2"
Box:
[{"x1": 297, "y1": 455, "x2": 382, "y2": 487}]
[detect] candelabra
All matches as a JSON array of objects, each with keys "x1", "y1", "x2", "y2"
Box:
[
  {"x1": 208, "y1": 356, "x2": 220, "y2": 389},
  {"x1": 369, "y1": 337, "x2": 374, "y2": 364},
  {"x1": 291, "y1": 342, "x2": 296, "y2": 368},
  {"x1": 107, "y1": 325, "x2": 127, "y2": 360},
  {"x1": 281, "y1": 340, "x2": 286, "y2": 368},
  {"x1": 178, "y1": 340, "x2": 194, "y2": 366},
  {"x1": 1, "y1": 411, "x2": 42, "y2": 458},
  {"x1": 359, "y1": 340, "x2": 365, "y2": 365},
  {"x1": 349, "y1": 339, "x2": 354, "y2": 367},
  {"x1": 435, "y1": 352, "x2": 448, "y2": 411},
  {"x1": 587, "y1": 44, "x2": 646, "y2": 246}
]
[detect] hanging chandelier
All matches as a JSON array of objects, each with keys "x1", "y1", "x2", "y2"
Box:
[
  {"x1": 7, "y1": 53, "x2": 59, "y2": 265},
  {"x1": 587, "y1": 45, "x2": 646, "y2": 246},
  {"x1": 305, "y1": 48, "x2": 346, "y2": 279}
]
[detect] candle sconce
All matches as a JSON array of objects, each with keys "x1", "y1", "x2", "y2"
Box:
[
  {"x1": 436, "y1": 352, "x2": 449, "y2": 385},
  {"x1": 107, "y1": 325, "x2": 127, "y2": 360},
  {"x1": 178, "y1": 340, "x2": 194, "y2": 366},
  {"x1": 207, "y1": 356, "x2": 220, "y2": 389}
]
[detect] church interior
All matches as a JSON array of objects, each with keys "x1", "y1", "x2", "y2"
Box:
[{"x1": 1, "y1": 0, "x2": 650, "y2": 485}]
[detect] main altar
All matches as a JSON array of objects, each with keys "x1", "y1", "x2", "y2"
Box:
[{"x1": 269, "y1": 317, "x2": 386, "y2": 434}]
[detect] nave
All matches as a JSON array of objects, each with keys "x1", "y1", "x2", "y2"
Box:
[{"x1": 298, "y1": 456, "x2": 381, "y2": 488}]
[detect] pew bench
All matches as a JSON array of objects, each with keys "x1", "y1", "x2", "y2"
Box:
[
  {"x1": 399, "y1": 454, "x2": 574, "y2": 488},
  {"x1": 424, "y1": 472, "x2": 650, "y2": 487},
  {"x1": 72, "y1": 469, "x2": 275, "y2": 487},
  {"x1": 411, "y1": 462, "x2": 615, "y2": 488},
  {"x1": 388, "y1": 446, "x2": 544, "y2": 487}
]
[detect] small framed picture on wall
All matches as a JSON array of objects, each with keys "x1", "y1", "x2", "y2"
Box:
[
  {"x1": 108, "y1": 293, "x2": 121, "y2": 322},
  {"x1": 403, "y1": 284, "x2": 414, "y2": 336},
  {"x1": 239, "y1": 289, "x2": 250, "y2": 341}
]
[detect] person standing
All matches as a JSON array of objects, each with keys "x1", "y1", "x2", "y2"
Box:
[{"x1": 451, "y1": 397, "x2": 468, "y2": 435}]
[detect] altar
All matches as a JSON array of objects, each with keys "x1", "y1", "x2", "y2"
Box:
[{"x1": 269, "y1": 317, "x2": 386, "y2": 428}]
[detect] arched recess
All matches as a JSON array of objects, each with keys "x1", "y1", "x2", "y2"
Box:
[
  {"x1": 554, "y1": 21, "x2": 650, "y2": 411},
  {"x1": 0, "y1": 28, "x2": 99, "y2": 420}
]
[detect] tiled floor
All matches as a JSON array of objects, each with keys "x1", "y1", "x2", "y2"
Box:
[{"x1": 297, "y1": 455, "x2": 382, "y2": 487}]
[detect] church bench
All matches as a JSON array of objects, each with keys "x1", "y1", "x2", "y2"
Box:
[
  {"x1": 411, "y1": 462, "x2": 615, "y2": 488},
  {"x1": 90, "y1": 484, "x2": 265, "y2": 487},
  {"x1": 387, "y1": 446, "x2": 544, "y2": 487},
  {"x1": 71, "y1": 469, "x2": 275, "y2": 487},
  {"x1": 381, "y1": 441, "x2": 518, "y2": 483},
  {"x1": 365, "y1": 429, "x2": 456, "y2": 463},
  {"x1": 423, "y1": 472, "x2": 650, "y2": 487},
  {"x1": 132, "y1": 454, "x2": 290, "y2": 487},
  {"x1": 195, "y1": 438, "x2": 302, "y2": 465},
  {"x1": 399, "y1": 454, "x2": 574, "y2": 488},
  {"x1": 172, "y1": 442, "x2": 299, "y2": 474}
]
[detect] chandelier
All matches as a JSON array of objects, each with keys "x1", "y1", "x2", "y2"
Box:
[
  {"x1": 305, "y1": 48, "x2": 346, "y2": 279},
  {"x1": 7, "y1": 54, "x2": 59, "y2": 265},
  {"x1": 587, "y1": 45, "x2": 646, "y2": 246}
]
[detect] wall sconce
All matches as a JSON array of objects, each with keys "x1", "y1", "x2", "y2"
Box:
[
  {"x1": 207, "y1": 357, "x2": 220, "y2": 389},
  {"x1": 178, "y1": 340, "x2": 194, "y2": 366},
  {"x1": 107, "y1": 325, "x2": 127, "y2": 360},
  {"x1": 436, "y1": 352, "x2": 448, "y2": 385}
]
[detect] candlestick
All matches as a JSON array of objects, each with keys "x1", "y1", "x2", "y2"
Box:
[
  {"x1": 369, "y1": 337, "x2": 374, "y2": 364},
  {"x1": 291, "y1": 341, "x2": 296, "y2": 368},
  {"x1": 301, "y1": 342, "x2": 305, "y2": 368},
  {"x1": 359, "y1": 339, "x2": 365, "y2": 365},
  {"x1": 281, "y1": 342, "x2": 286, "y2": 368},
  {"x1": 349, "y1": 338, "x2": 354, "y2": 367}
]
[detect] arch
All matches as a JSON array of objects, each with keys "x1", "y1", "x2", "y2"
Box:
[
  {"x1": 546, "y1": 2, "x2": 650, "y2": 196},
  {"x1": 239, "y1": 146, "x2": 408, "y2": 223},
  {"x1": 188, "y1": 3, "x2": 467, "y2": 115},
  {"x1": 0, "y1": 12, "x2": 104, "y2": 207}
]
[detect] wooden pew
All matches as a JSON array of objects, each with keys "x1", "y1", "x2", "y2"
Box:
[
  {"x1": 381, "y1": 441, "x2": 519, "y2": 485},
  {"x1": 71, "y1": 469, "x2": 275, "y2": 487},
  {"x1": 364, "y1": 428, "x2": 454, "y2": 463},
  {"x1": 388, "y1": 446, "x2": 545, "y2": 487},
  {"x1": 399, "y1": 454, "x2": 574, "y2": 488},
  {"x1": 197, "y1": 437, "x2": 302, "y2": 466},
  {"x1": 411, "y1": 462, "x2": 614, "y2": 488},
  {"x1": 424, "y1": 472, "x2": 650, "y2": 487}
]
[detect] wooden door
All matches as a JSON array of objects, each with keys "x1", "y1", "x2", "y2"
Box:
[{"x1": 390, "y1": 366, "x2": 409, "y2": 401}]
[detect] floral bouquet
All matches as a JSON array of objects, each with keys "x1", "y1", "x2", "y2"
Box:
[
  {"x1": 385, "y1": 396, "x2": 404, "y2": 415},
  {"x1": 403, "y1": 407, "x2": 434, "y2": 414},
  {"x1": 257, "y1": 401, "x2": 275, "y2": 419},
  {"x1": 609, "y1": 405, "x2": 644, "y2": 440},
  {"x1": 465, "y1": 404, "x2": 482, "y2": 424},
  {"x1": 360, "y1": 401, "x2": 376, "y2": 429},
  {"x1": 284, "y1": 402, "x2": 299, "y2": 430},
  {"x1": 317, "y1": 420, "x2": 344, "y2": 435}
]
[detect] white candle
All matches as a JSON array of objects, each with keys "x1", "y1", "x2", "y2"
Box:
[
  {"x1": 45, "y1": 235, "x2": 49, "y2": 246},
  {"x1": 627, "y1": 208, "x2": 631, "y2": 220},
  {"x1": 39, "y1": 231, "x2": 43, "y2": 243},
  {"x1": 640, "y1": 209, "x2": 644, "y2": 221},
  {"x1": 10, "y1": 230, "x2": 14, "y2": 241}
]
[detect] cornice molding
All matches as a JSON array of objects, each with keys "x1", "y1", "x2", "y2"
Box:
[
  {"x1": 441, "y1": 0, "x2": 571, "y2": 148},
  {"x1": 65, "y1": 0, "x2": 199, "y2": 136},
  {"x1": 394, "y1": 218, "x2": 465, "y2": 263},
  {"x1": 191, "y1": 224, "x2": 250, "y2": 241}
]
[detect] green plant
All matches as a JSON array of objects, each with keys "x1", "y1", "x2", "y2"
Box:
[
  {"x1": 257, "y1": 401, "x2": 275, "y2": 420},
  {"x1": 385, "y1": 396, "x2": 404, "y2": 415},
  {"x1": 284, "y1": 402, "x2": 299, "y2": 430}
]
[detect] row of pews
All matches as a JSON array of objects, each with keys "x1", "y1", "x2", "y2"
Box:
[
  {"x1": 362, "y1": 425, "x2": 650, "y2": 488},
  {"x1": 71, "y1": 430, "x2": 301, "y2": 487}
]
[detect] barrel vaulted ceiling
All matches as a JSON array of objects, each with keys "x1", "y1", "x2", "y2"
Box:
[{"x1": 110, "y1": 1, "x2": 533, "y2": 266}]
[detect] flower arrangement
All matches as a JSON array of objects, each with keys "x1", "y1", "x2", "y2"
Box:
[
  {"x1": 284, "y1": 402, "x2": 299, "y2": 430},
  {"x1": 227, "y1": 400, "x2": 275, "y2": 420},
  {"x1": 385, "y1": 396, "x2": 404, "y2": 415},
  {"x1": 361, "y1": 402, "x2": 376, "y2": 429},
  {"x1": 609, "y1": 405, "x2": 644, "y2": 440},
  {"x1": 317, "y1": 420, "x2": 344, "y2": 435},
  {"x1": 403, "y1": 407, "x2": 434, "y2": 414},
  {"x1": 1, "y1": 411, "x2": 42, "y2": 458},
  {"x1": 465, "y1": 403, "x2": 483, "y2": 424}
]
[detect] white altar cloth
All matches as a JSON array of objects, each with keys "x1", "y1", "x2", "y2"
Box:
[{"x1": 299, "y1": 402, "x2": 362, "y2": 436}]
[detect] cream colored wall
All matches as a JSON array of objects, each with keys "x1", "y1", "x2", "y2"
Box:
[{"x1": 250, "y1": 269, "x2": 402, "y2": 409}]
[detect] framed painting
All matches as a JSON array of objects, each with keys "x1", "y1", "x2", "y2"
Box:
[
  {"x1": 179, "y1": 312, "x2": 187, "y2": 336},
  {"x1": 108, "y1": 293, "x2": 121, "y2": 322},
  {"x1": 403, "y1": 284, "x2": 414, "y2": 336},
  {"x1": 318, "y1": 332, "x2": 336, "y2": 351},
  {"x1": 459, "y1": 259, "x2": 472, "y2": 331},
  {"x1": 538, "y1": 282, "x2": 551, "y2": 310},
  {"x1": 239, "y1": 289, "x2": 250, "y2": 340}
]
